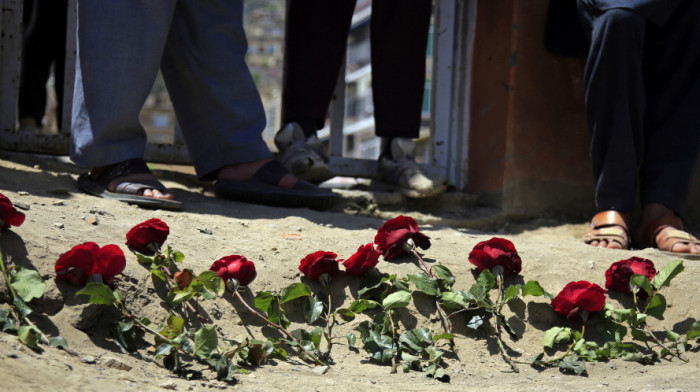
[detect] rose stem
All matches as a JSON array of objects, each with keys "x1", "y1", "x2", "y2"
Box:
[
  {"x1": 233, "y1": 291, "x2": 325, "y2": 366},
  {"x1": 0, "y1": 247, "x2": 51, "y2": 345},
  {"x1": 160, "y1": 266, "x2": 211, "y2": 324},
  {"x1": 494, "y1": 273, "x2": 519, "y2": 372},
  {"x1": 411, "y1": 249, "x2": 453, "y2": 334},
  {"x1": 322, "y1": 286, "x2": 334, "y2": 359},
  {"x1": 386, "y1": 309, "x2": 399, "y2": 374}
]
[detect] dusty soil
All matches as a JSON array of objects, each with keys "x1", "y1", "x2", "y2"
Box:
[{"x1": 0, "y1": 152, "x2": 698, "y2": 392}]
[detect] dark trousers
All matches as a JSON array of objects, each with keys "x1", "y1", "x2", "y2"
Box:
[
  {"x1": 281, "y1": 0, "x2": 431, "y2": 139},
  {"x1": 578, "y1": 0, "x2": 700, "y2": 214},
  {"x1": 18, "y1": 0, "x2": 68, "y2": 126}
]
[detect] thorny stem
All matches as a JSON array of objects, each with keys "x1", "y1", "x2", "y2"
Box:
[
  {"x1": 387, "y1": 309, "x2": 399, "y2": 374},
  {"x1": 494, "y1": 274, "x2": 519, "y2": 372},
  {"x1": 0, "y1": 246, "x2": 51, "y2": 346},
  {"x1": 410, "y1": 248, "x2": 434, "y2": 279},
  {"x1": 644, "y1": 324, "x2": 688, "y2": 362},
  {"x1": 115, "y1": 300, "x2": 175, "y2": 345},
  {"x1": 233, "y1": 291, "x2": 325, "y2": 366},
  {"x1": 322, "y1": 286, "x2": 334, "y2": 360}
]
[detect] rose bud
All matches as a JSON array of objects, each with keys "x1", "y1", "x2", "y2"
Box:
[
  {"x1": 210, "y1": 255, "x2": 257, "y2": 288},
  {"x1": 0, "y1": 193, "x2": 25, "y2": 229},
  {"x1": 342, "y1": 243, "x2": 382, "y2": 276},
  {"x1": 605, "y1": 257, "x2": 657, "y2": 295},
  {"x1": 551, "y1": 281, "x2": 607, "y2": 322},
  {"x1": 468, "y1": 237, "x2": 522, "y2": 275},
  {"x1": 55, "y1": 242, "x2": 126, "y2": 286},
  {"x1": 374, "y1": 215, "x2": 431, "y2": 260},
  {"x1": 125, "y1": 218, "x2": 170, "y2": 253},
  {"x1": 299, "y1": 251, "x2": 339, "y2": 281}
]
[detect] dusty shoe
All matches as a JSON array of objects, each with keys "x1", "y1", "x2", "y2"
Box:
[
  {"x1": 274, "y1": 122, "x2": 334, "y2": 184},
  {"x1": 377, "y1": 138, "x2": 444, "y2": 198}
]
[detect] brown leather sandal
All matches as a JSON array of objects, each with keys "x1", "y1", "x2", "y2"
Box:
[
  {"x1": 583, "y1": 211, "x2": 630, "y2": 249},
  {"x1": 637, "y1": 215, "x2": 700, "y2": 259}
]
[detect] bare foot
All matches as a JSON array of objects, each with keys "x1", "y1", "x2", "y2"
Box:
[
  {"x1": 636, "y1": 203, "x2": 700, "y2": 254},
  {"x1": 216, "y1": 158, "x2": 299, "y2": 188}
]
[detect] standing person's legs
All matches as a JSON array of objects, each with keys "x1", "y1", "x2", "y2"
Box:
[
  {"x1": 71, "y1": 0, "x2": 178, "y2": 205},
  {"x1": 635, "y1": 0, "x2": 700, "y2": 254},
  {"x1": 578, "y1": 3, "x2": 647, "y2": 248},
  {"x1": 18, "y1": 0, "x2": 53, "y2": 128},
  {"x1": 275, "y1": 0, "x2": 356, "y2": 184},
  {"x1": 161, "y1": 0, "x2": 338, "y2": 210},
  {"x1": 370, "y1": 0, "x2": 442, "y2": 198}
]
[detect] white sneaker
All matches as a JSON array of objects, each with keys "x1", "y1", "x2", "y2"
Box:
[
  {"x1": 377, "y1": 138, "x2": 444, "y2": 198},
  {"x1": 274, "y1": 122, "x2": 334, "y2": 184}
]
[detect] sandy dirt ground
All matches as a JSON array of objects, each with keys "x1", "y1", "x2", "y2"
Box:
[{"x1": 0, "y1": 152, "x2": 698, "y2": 392}]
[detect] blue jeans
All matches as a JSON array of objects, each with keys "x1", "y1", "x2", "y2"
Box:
[{"x1": 71, "y1": 0, "x2": 271, "y2": 180}]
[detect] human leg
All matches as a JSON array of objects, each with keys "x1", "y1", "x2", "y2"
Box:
[
  {"x1": 369, "y1": 0, "x2": 442, "y2": 197},
  {"x1": 634, "y1": 0, "x2": 700, "y2": 255},
  {"x1": 274, "y1": 0, "x2": 356, "y2": 183},
  {"x1": 71, "y1": 0, "x2": 178, "y2": 203},
  {"x1": 577, "y1": 3, "x2": 647, "y2": 248},
  {"x1": 162, "y1": 0, "x2": 337, "y2": 209}
]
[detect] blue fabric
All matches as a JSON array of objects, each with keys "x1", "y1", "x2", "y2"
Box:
[
  {"x1": 71, "y1": 0, "x2": 270, "y2": 180},
  {"x1": 581, "y1": 0, "x2": 683, "y2": 25}
]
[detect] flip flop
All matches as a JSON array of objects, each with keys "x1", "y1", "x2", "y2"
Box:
[
  {"x1": 215, "y1": 160, "x2": 339, "y2": 210},
  {"x1": 637, "y1": 215, "x2": 700, "y2": 260},
  {"x1": 583, "y1": 211, "x2": 630, "y2": 250},
  {"x1": 77, "y1": 158, "x2": 183, "y2": 210}
]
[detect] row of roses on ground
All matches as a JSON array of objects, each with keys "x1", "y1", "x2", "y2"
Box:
[{"x1": 0, "y1": 192, "x2": 697, "y2": 380}]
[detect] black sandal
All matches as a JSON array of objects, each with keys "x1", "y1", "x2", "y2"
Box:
[
  {"x1": 77, "y1": 158, "x2": 182, "y2": 210},
  {"x1": 215, "y1": 160, "x2": 338, "y2": 210}
]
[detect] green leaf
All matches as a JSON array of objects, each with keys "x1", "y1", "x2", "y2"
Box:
[
  {"x1": 399, "y1": 328, "x2": 433, "y2": 353},
  {"x1": 382, "y1": 290, "x2": 411, "y2": 310},
  {"x1": 304, "y1": 296, "x2": 324, "y2": 324},
  {"x1": 193, "y1": 326, "x2": 219, "y2": 360},
  {"x1": 13, "y1": 297, "x2": 33, "y2": 318},
  {"x1": 18, "y1": 326, "x2": 40, "y2": 350},
  {"x1": 10, "y1": 267, "x2": 46, "y2": 302},
  {"x1": 170, "y1": 250, "x2": 185, "y2": 263},
  {"x1": 134, "y1": 251, "x2": 155, "y2": 265},
  {"x1": 202, "y1": 276, "x2": 225, "y2": 297},
  {"x1": 503, "y1": 285, "x2": 519, "y2": 303},
  {"x1": 267, "y1": 298, "x2": 290, "y2": 329},
  {"x1": 0, "y1": 309, "x2": 18, "y2": 332},
  {"x1": 347, "y1": 333, "x2": 356, "y2": 348},
  {"x1": 362, "y1": 330, "x2": 397, "y2": 364},
  {"x1": 347, "y1": 299, "x2": 379, "y2": 313},
  {"x1": 150, "y1": 268, "x2": 166, "y2": 282},
  {"x1": 167, "y1": 290, "x2": 195, "y2": 307},
  {"x1": 666, "y1": 329, "x2": 680, "y2": 342},
  {"x1": 407, "y1": 273, "x2": 438, "y2": 296},
  {"x1": 629, "y1": 274, "x2": 653, "y2": 297},
  {"x1": 521, "y1": 280, "x2": 552, "y2": 299},
  {"x1": 651, "y1": 260, "x2": 684, "y2": 290},
  {"x1": 154, "y1": 343, "x2": 173, "y2": 359},
  {"x1": 48, "y1": 336, "x2": 68, "y2": 349},
  {"x1": 280, "y1": 283, "x2": 311, "y2": 304},
  {"x1": 254, "y1": 291, "x2": 274, "y2": 314},
  {"x1": 543, "y1": 327, "x2": 573, "y2": 349},
  {"x1": 432, "y1": 333, "x2": 454, "y2": 342},
  {"x1": 558, "y1": 356, "x2": 586, "y2": 375},
  {"x1": 646, "y1": 293, "x2": 667, "y2": 319},
  {"x1": 167, "y1": 314, "x2": 185, "y2": 335},
  {"x1": 686, "y1": 321, "x2": 700, "y2": 340},
  {"x1": 477, "y1": 270, "x2": 496, "y2": 290},
  {"x1": 76, "y1": 282, "x2": 117, "y2": 305},
  {"x1": 439, "y1": 291, "x2": 469, "y2": 311},
  {"x1": 337, "y1": 308, "x2": 356, "y2": 321},
  {"x1": 630, "y1": 327, "x2": 647, "y2": 342},
  {"x1": 432, "y1": 265, "x2": 455, "y2": 286}
]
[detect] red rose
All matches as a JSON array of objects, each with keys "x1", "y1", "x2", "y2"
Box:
[
  {"x1": 468, "y1": 237, "x2": 522, "y2": 275},
  {"x1": 605, "y1": 257, "x2": 657, "y2": 294},
  {"x1": 374, "y1": 215, "x2": 431, "y2": 260},
  {"x1": 299, "y1": 251, "x2": 339, "y2": 280},
  {"x1": 55, "y1": 242, "x2": 126, "y2": 285},
  {"x1": 551, "y1": 281, "x2": 607, "y2": 322},
  {"x1": 210, "y1": 255, "x2": 256, "y2": 287},
  {"x1": 0, "y1": 193, "x2": 25, "y2": 229},
  {"x1": 125, "y1": 218, "x2": 169, "y2": 253},
  {"x1": 342, "y1": 243, "x2": 382, "y2": 276}
]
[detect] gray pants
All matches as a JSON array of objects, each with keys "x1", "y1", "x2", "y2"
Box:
[{"x1": 71, "y1": 0, "x2": 271, "y2": 180}]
